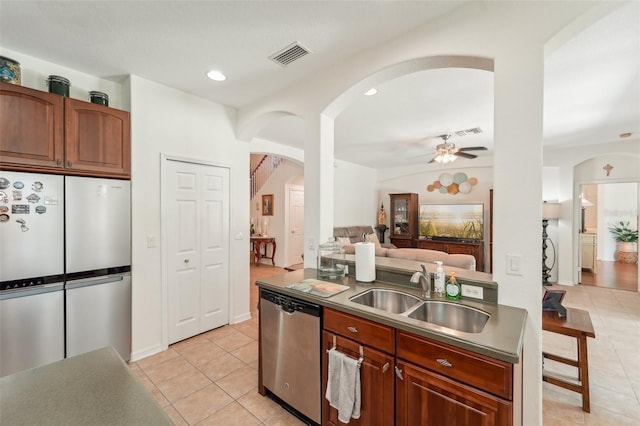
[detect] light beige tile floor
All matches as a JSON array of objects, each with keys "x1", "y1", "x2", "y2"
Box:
[
  {"x1": 129, "y1": 263, "x2": 640, "y2": 425},
  {"x1": 542, "y1": 283, "x2": 640, "y2": 425},
  {"x1": 129, "y1": 316, "x2": 307, "y2": 426}
]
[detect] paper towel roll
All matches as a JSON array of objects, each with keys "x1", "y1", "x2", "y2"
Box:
[{"x1": 355, "y1": 242, "x2": 376, "y2": 282}]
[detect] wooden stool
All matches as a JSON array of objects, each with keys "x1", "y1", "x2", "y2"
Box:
[{"x1": 542, "y1": 307, "x2": 596, "y2": 412}]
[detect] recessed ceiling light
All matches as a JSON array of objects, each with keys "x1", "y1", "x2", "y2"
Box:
[
  {"x1": 364, "y1": 88, "x2": 377, "y2": 96},
  {"x1": 206, "y1": 70, "x2": 226, "y2": 81},
  {"x1": 619, "y1": 132, "x2": 632, "y2": 138}
]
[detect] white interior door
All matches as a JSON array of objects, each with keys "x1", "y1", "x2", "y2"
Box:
[
  {"x1": 166, "y1": 159, "x2": 229, "y2": 344},
  {"x1": 288, "y1": 186, "x2": 304, "y2": 266}
]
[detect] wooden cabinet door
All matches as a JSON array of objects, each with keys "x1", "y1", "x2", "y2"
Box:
[
  {"x1": 389, "y1": 193, "x2": 418, "y2": 246},
  {"x1": 0, "y1": 82, "x2": 64, "y2": 170},
  {"x1": 322, "y1": 331, "x2": 394, "y2": 426},
  {"x1": 64, "y1": 98, "x2": 130, "y2": 177},
  {"x1": 396, "y1": 360, "x2": 512, "y2": 426}
]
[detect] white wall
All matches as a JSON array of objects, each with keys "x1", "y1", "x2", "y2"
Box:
[
  {"x1": 128, "y1": 75, "x2": 251, "y2": 360},
  {"x1": 545, "y1": 144, "x2": 640, "y2": 285},
  {"x1": 1, "y1": 48, "x2": 125, "y2": 109},
  {"x1": 598, "y1": 183, "x2": 638, "y2": 261},
  {"x1": 333, "y1": 159, "x2": 379, "y2": 228},
  {"x1": 251, "y1": 159, "x2": 304, "y2": 267}
]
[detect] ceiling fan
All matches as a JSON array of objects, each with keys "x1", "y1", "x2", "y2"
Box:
[{"x1": 428, "y1": 132, "x2": 488, "y2": 164}]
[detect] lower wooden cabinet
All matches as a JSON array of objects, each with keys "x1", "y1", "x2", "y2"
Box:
[
  {"x1": 319, "y1": 309, "x2": 517, "y2": 426},
  {"x1": 396, "y1": 360, "x2": 512, "y2": 426},
  {"x1": 322, "y1": 331, "x2": 395, "y2": 426},
  {"x1": 389, "y1": 238, "x2": 415, "y2": 248}
]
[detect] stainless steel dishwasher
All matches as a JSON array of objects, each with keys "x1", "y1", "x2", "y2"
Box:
[{"x1": 260, "y1": 289, "x2": 321, "y2": 425}]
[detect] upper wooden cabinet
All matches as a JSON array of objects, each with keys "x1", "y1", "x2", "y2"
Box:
[
  {"x1": 0, "y1": 82, "x2": 64, "y2": 169},
  {"x1": 0, "y1": 82, "x2": 130, "y2": 178},
  {"x1": 64, "y1": 98, "x2": 130, "y2": 177},
  {"x1": 389, "y1": 193, "x2": 419, "y2": 248}
]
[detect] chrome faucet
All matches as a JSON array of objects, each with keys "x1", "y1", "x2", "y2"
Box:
[{"x1": 410, "y1": 264, "x2": 431, "y2": 299}]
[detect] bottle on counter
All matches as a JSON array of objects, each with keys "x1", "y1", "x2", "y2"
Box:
[
  {"x1": 434, "y1": 261, "x2": 445, "y2": 296},
  {"x1": 445, "y1": 272, "x2": 461, "y2": 300}
]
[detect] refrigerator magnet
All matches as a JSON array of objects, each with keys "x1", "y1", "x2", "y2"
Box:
[
  {"x1": 0, "y1": 191, "x2": 8, "y2": 203},
  {"x1": 0, "y1": 213, "x2": 8, "y2": 222},
  {"x1": 12, "y1": 181, "x2": 24, "y2": 189},
  {"x1": 31, "y1": 181, "x2": 43, "y2": 192},
  {"x1": 11, "y1": 204, "x2": 29, "y2": 214},
  {"x1": 26, "y1": 193, "x2": 40, "y2": 203},
  {"x1": 0, "y1": 206, "x2": 8, "y2": 213},
  {"x1": 35, "y1": 205, "x2": 46, "y2": 214},
  {"x1": 44, "y1": 196, "x2": 60, "y2": 205},
  {"x1": 12, "y1": 190, "x2": 22, "y2": 201},
  {"x1": 0, "y1": 178, "x2": 9, "y2": 189}
]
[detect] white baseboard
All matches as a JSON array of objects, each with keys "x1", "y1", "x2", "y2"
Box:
[
  {"x1": 233, "y1": 311, "x2": 252, "y2": 324},
  {"x1": 130, "y1": 343, "x2": 167, "y2": 362}
]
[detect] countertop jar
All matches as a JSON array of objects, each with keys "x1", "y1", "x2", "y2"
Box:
[{"x1": 317, "y1": 238, "x2": 346, "y2": 280}]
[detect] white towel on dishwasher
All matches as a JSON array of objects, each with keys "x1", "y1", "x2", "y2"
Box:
[
  {"x1": 325, "y1": 348, "x2": 341, "y2": 409},
  {"x1": 325, "y1": 348, "x2": 361, "y2": 423}
]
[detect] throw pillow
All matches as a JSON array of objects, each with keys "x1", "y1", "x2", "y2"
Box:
[
  {"x1": 366, "y1": 233, "x2": 381, "y2": 248},
  {"x1": 336, "y1": 237, "x2": 351, "y2": 246}
]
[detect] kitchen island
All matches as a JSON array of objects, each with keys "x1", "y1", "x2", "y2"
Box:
[
  {"x1": 256, "y1": 266, "x2": 527, "y2": 426},
  {"x1": 0, "y1": 347, "x2": 172, "y2": 426}
]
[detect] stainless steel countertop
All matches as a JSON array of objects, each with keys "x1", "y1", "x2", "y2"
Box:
[
  {"x1": 256, "y1": 269, "x2": 527, "y2": 364},
  {"x1": 0, "y1": 347, "x2": 172, "y2": 426}
]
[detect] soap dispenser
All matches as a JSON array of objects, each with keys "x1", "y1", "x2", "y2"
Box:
[
  {"x1": 434, "y1": 261, "x2": 445, "y2": 296},
  {"x1": 445, "y1": 272, "x2": 461, "y2": 300}
]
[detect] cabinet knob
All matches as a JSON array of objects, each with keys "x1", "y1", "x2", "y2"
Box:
[
  {"x1": 347, "y1": 326, "x2": 358, "y2": 333},
  {"x1": 67, "y1": 160, "x2": 72, "y2": 167},
  {"x1": 56, "y1": 158, "x2": 62, "y2": 165}
]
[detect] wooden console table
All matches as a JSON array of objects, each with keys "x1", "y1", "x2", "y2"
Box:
[
  {"x1": 542, "y1": 307, "x2": 596, "y2": 412},
  {"x1": 250, "y1": 236, "x2": 276, "y2": 266}
]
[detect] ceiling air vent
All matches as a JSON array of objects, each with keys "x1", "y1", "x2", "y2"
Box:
[
  {"x1": 455, "y1": 127, "x2": 483, "y2": 137},
  {"x1": 269, "y1": 42, "x2": 311, "y2": 67}
]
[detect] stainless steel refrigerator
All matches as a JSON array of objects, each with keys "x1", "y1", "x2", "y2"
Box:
[
  {"x1": 64, "y1": 176, "x2": 131, "y2": 361},
  {"x1": 0, "y1": 171, "x2": 65, "y2": 376}
]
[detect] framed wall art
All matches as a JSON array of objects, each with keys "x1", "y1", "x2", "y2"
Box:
[{"x1": 262, "y1": 194, "x2": 274, "y2": 216}]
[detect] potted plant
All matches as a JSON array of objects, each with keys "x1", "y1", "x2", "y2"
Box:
[{"x1": 608, "y1": 221, "x2": 638, "y2": 264}]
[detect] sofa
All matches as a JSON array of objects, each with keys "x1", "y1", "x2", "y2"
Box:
[{"x1": 333, "y1": 225, "x2": 476, "y2": 271}]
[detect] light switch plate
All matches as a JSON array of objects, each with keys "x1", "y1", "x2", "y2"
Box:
[
  {"x1": 147, "y1": 235, "x2": 158, "y2": 248},
  {"x1": 506, "y1": 254, "x2": 523, "y2": 276}
]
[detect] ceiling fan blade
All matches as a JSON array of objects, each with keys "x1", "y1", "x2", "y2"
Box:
[
  {"x1": 454, "y1": 152, "x2": 477, "y2": 159},
  {"x1": 458, "y1": 146, "x2": 488, "y2": 152}
]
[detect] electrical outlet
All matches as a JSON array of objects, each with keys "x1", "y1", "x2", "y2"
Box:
[{"x1": 461, "y1": 284, "x2": 483, "y2": 300}]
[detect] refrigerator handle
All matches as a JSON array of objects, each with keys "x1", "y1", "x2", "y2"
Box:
[{"x1": 65, "y1": 274, "x2": 127, "y2": 290}]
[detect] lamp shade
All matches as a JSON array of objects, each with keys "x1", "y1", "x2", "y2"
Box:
[{"x1": 542, "y1": 202, "x2": 561, "y2": 219}]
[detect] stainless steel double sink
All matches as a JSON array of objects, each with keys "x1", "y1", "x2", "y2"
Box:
[{"x1": 349, "y1": 288, "x2": 490, "y2": 333}]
